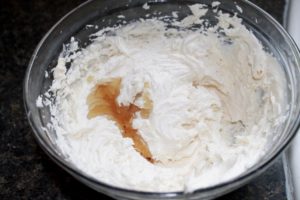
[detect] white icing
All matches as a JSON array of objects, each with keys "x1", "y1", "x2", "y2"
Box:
[
  {"x1": 142, "y1": 3, "x2": 150, "y2": 10},
  {"x1": 172, "y1": 11, "x2": 178, "y2": 18},
  {"x1": 212, "y1": 1, "x2": 221, "y2": 8},
  {"x1": 36, "y1": 95, "x2": 43, "y2": 108},
  {"x1": 236, "y1": 5, "x2": 243, "y2": 13},
  {"x1": 40, "y1": 4, "x2": 286, "y2": 192}
]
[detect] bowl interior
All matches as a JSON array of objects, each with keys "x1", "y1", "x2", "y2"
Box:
[{"x1": 24, "y1": 0, "x2": 300, "y2": 199}]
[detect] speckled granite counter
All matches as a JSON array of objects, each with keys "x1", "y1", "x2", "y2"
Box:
[{"x1": 0, "y1": 0, "x2": 288, "y2": 199}]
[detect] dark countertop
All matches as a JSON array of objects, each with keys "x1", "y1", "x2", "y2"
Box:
[{"x1": 0, "y1": 0, "x2": 287, "y2": 199}]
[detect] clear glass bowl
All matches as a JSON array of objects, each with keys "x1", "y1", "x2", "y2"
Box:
[{"x1": 24, "y1": 0, "x2": 300, "y2": 199}]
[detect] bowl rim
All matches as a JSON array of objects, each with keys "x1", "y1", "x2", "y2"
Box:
[{"x1": 23, "y1": 0, "x2": 300, "y2": 197}]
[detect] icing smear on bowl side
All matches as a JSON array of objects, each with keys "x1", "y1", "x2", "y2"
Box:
[{"x1": 37, "y1": 3, "x2": 287, "y2": 192}]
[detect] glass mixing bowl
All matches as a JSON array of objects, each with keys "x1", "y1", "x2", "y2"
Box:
[{"x1": 24, "y1": 0, "x2": 300, "y2": 199}]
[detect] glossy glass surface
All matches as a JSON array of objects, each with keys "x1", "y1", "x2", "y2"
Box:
[{"x1": 24, "y1": 0, "x2": 300, "y2": 199}]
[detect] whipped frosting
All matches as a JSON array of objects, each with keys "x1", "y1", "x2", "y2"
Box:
[{"x1": 39, "y1": 4, "x2": 286, "y2": 192}]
